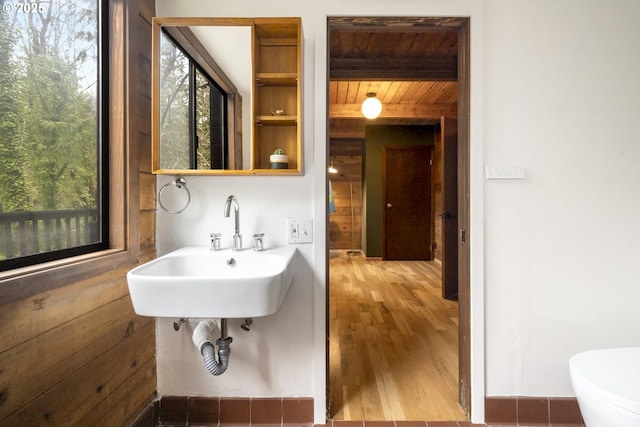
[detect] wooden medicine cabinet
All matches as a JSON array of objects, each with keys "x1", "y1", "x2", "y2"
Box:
[{"x1": 151, "y1": 17, "x2": 302, "y2": 175}]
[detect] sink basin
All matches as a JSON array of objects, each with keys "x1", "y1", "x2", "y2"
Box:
[{"x1": 126, "y1": 246, "x2": 297, "y2": 318}]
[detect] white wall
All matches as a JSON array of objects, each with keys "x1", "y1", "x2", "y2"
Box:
[
  {"x1": 155, "y1": 174, "x2": 317, "y2": 397},
  {"x1": 483, "y1": 0, "x2": 640, "y2": 397},
  {"x1": 154, "y1": 0, "x2": 640, "y2": 423}
]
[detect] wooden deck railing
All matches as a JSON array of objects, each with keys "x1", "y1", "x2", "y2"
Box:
[{"x1": 0, "y1": 209, "x2": 98, "y2": 260}]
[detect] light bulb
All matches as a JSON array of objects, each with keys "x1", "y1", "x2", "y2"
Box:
[
  {"x1": 328, "y1": 161, "x2": 338, "y2": 174},
  {"x1": 361, "y1": 94, "x2": 382, "y2": 119}
]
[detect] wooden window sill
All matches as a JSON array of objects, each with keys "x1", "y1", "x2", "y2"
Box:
[{"x1": 0, "y1": 249, "x2": 139, "y2": 306}]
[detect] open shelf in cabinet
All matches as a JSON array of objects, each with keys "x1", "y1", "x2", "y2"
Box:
[
  {"x1": 252, "y1": 18, "x2": 302, "y2": 173},
  {"x1": 256, "y1": 72, "x2": 297, "y2": 86}
]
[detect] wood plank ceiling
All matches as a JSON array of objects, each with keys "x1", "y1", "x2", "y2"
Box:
[{"x1": 328, "y1": 17, "x2": 461, "y2": 139}]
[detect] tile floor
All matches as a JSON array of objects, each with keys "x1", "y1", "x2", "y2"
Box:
[
  {"x1": 318, "y1": 422, "x2": 505, "y2": 427},
  {"x1": 320, "y1": 422, "x2": 484, "y2": 427},
  {"x1": 155, "y1": 419, "x2": 585, "y2": 426},
  {"x1": 320, "y1": 423, "x2": 582, "y2": 427}
]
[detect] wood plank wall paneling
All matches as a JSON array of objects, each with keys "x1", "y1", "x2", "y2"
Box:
[
  {"x1": 132, "y1": 0, "x2": 156, "y2": 259},
  {"x1": 0, "y1": 0, "x2": 157, "y2": 426},
  {"x1": 329, "y1": 139, "x2": 364, "y2": 250}
]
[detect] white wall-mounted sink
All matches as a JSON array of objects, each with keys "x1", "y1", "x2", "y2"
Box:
[{"x1": 126, "y1": 246, "x2": 297, "y2": 318}]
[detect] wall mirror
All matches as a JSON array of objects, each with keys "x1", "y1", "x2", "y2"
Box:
[{"x1": 152, "y1": 17, "x2": 303, "y2": 175}]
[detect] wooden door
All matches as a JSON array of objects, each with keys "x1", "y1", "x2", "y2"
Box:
[
  {"x1": 441, "y1": 117, "x2": 459, "y2": 300},
  {"x1": 383, "y1": 145, "x2": 432, "y2": 260}
]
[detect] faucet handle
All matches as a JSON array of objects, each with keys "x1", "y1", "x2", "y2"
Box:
[
  {"x1": 253, "y1": 233, "x2": 265, "y2": 251},
  {"x1": 210, "y1": 233, "x2": 222, "y2": 251}
]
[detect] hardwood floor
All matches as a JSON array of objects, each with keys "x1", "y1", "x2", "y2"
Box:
[{"x1": 329, "y1": 250, "x2": 466, "y2": 421}]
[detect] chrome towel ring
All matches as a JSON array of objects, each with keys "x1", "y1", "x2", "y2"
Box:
[{"x1": 158, "y1": 177, "x2": 191, "y2": 214}]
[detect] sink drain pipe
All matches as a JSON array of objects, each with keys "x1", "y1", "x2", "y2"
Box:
[{"x1": 192, "y1": 319, "x2": 233, "y2": 376}]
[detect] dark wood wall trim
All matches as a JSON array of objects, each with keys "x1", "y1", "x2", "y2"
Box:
[{"x1": 456, "y1": 17, "x2": 472, "y2": 417}]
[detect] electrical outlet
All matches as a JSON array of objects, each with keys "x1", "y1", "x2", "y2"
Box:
[
  {"x1": 287, "y1": 218, "x2": 312, "y2": 243},
  {"x1": 290, "y1": 222, "x2": 299, "y2": 239}
]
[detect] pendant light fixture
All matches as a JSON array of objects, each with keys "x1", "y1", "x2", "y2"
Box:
[
  {"x1": 361, "y1": 92, "x2": 382, "y2": 119},
  {"x1": 328, "y1": 160, "x2": 338, "y2": 174}
]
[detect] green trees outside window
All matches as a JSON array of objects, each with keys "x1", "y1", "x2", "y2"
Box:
[
  {"x1": 159, "y1": 30, "x2": 227, "y2": 171},
  {"x1": 0, "y1": 0, "x2": 105, "y2": 268}
]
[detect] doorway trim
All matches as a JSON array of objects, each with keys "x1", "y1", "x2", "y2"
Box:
[{"x1": 312, "y1": 3, "x2": 485, "y2": 423}]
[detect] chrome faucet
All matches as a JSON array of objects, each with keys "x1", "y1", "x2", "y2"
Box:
[{"x1": 223, "y1": 195, "x2": 242, "y2": 251}]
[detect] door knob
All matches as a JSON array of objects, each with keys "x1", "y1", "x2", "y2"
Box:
[{"x1": 386, "y1": 203, "x2": 393, "y2": 208}]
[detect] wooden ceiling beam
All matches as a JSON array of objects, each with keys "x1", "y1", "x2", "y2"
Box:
[
  {"x1": 330, "y1": 56, "x2": 457, "y2": 81},
  {"x1": 330, "y1": 103, "x2": 457, "y2": 119},
  {"x1": 330, "y1": 129, "x2": 365, "y2": 139},
  {"x1": 329, "y1": 139, "x2": 364, "y2": 157},
  {"x1": 328, "y1": 17, "x2": 465, "y2": 30}
]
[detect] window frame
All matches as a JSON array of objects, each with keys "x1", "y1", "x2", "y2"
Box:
[
  {"x1": 0, "y1": 0, "x2": 110, "y2": 272},
  {"x1": 0, "y1": 0, "x2": 139, "y2": 305},
  {"x1": 196, "y1": 67, "x2": 229, "y2": 170}
]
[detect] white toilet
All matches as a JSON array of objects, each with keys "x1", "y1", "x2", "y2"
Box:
[{"x1": 569, "y1": 347, "x2": 640, "y2": 427}]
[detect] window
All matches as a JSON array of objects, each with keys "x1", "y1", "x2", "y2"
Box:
[
  {"x1": 159, "y1": 30, "x2": 228, "y2": 170},
  {"x1": 0, "y1": 0, "x2": 107, "y2": 271}
]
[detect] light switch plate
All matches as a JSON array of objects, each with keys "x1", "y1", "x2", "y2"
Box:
[
  {"x1": 287, "y1": 218, "x2": 313, "y2": 243},
  {"x1": 485, "y1": 165, "x2": 526, "y2": 180}
]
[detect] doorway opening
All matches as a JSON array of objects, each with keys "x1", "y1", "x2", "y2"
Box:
[{"x1": 326, "y1": 16, "x2": 471, "y2": 421}]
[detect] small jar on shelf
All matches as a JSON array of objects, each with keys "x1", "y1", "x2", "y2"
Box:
[{"x1": 269, "y1": 149, "x2": 289, "y2": 169}]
